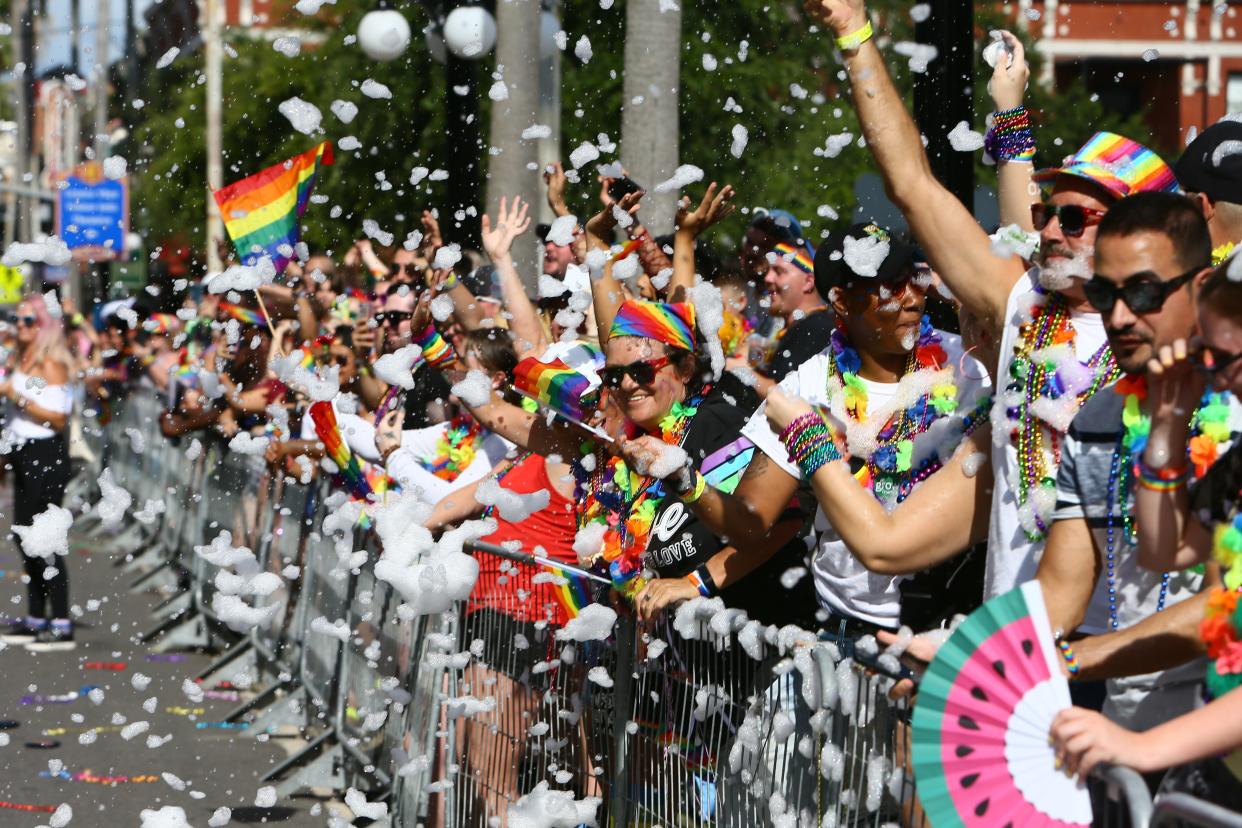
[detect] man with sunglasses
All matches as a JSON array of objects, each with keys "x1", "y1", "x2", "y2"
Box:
[
  {"x1": 1035, "y1": 192, "x2": 1242, "y2": 731},
  {"x1": 804, "y1": 0, "x2": 1180, "y2": 610}
]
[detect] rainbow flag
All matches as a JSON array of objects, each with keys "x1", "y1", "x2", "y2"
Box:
[
  {"x1": 218, "y1": 301, "x2": 266, "y2": 327},
  {"x1": 546, "y1": 561, "x2": 594, "y2": 619},
  {"x1": 308, "y1": 400, "x2": 393, "y2": 500},
  {"x1": 513, "y1": 342, "x2": 604, "y2": 424},
  {"x1": 213, "y1": 142, "x2": 335, "y2": 273}
]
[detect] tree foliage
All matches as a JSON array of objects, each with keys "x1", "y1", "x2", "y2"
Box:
[{"x1": 128, "y1": 0, "x2": 1155, "y2": 262}]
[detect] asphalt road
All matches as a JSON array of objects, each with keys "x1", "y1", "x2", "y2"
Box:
[{"x1": 0, "y1": 485, "x2": 334, "y2": 827}]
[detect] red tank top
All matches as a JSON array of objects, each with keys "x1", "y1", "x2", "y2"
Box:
[{"x1": 470, "y1": 454, "x2": 579, "y2": 625}]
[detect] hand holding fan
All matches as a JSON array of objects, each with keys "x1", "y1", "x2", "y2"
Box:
[{"x1": 911, "y1": 581, "x2": 1091, "y2": 828}]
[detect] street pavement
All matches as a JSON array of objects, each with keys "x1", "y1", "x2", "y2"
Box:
[{"x1": 0, "y1": 484, "x2": 336, "y2": 826}]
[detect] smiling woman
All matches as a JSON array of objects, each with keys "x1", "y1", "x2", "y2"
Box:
[{"x1": 450, "y1": 298, "x2": 815, "y2": 628}]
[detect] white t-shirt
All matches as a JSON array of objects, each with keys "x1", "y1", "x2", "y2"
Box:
[
  {"x1": 984, "y1": 271, "x2": 1108, "y2": 600},
  {"x1": 742, "y1": 331, "x2": 991, "y2": 628},
  {"x1": 6, "y1": 369, "x2": 73, "y2": 442},
  {"x1": 385, "y1": 421, "x2": 513, "y2": 504}
]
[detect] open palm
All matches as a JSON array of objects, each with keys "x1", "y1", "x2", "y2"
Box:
[{"x1": 481, "y1": 196, "x2": 532, "y2": 261}]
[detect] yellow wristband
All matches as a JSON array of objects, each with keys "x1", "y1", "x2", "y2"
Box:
[
  {"x1": 835, "y1": 19, "x2": 873, "y2": 51},
  {"x1": 679, "y1": 471, "x2": 707, "y2": 504}
]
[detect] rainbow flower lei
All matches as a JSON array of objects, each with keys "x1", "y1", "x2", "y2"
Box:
[
  {"x1": 824, "y1": 316, "x2": 974, "y2": 505},
  {"x1": 420, "y1": 414, "x2": 483, "y2": 482},
  {"x1": 575, "y1": 394, "x2": 703, "y2": 599}
]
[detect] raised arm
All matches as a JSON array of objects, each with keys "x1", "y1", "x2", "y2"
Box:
[
  {"x1": 763, "y1": 387, "x2": 992, "y2": 573},
  {"x1": 481, "y1": 196, "x2": 547, "y2": 357},
  {"x1": 804, "y1": 0, "x2": 1026, "y2": 331},
  {"x1": 1135, "y1": 341, "x2": 1215, "y2": 572},
  {"x1": 669, "y1": 182, "x2": 736, "y2": 303},
  {"x1": 587, "y1": 190, "x2": 644, "y2": 340},
  {"x1": 987, "y1": 33, "x2": 1038, "y2": 231}
]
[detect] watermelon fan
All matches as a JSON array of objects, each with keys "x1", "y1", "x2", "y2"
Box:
[{"x1": 911, "y1": 581, "x2": 1092, "y2": 827}]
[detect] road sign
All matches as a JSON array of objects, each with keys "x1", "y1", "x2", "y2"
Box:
[
  {"x1": 0, "y1": 264, "x2": 26, "y2": 303},
  {"x1": 57, "y1": 161, "x2": 129, "y2": 261}
]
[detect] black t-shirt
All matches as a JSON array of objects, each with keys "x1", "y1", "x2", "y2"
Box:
[
  {"x1": 643, "y1": 373, "x2": 816, "y2": 627},
  {"x1": 763, "y1": 309, "x2": 834, "y2": 383}
]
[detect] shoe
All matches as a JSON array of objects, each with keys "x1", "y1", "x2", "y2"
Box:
[
  {"x1": 1, "y1": 619, "x2": 43, "y2": 644},
  {"x1": 25, "y1": 627, "x2": 75, "y2": 653}
]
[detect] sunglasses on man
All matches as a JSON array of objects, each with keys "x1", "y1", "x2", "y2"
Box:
[
  {"x1": 1083, "y1": 266, "x2": 1202, "y2": 315},
  {"x1": 601, "y1": 356, "x2": 671, "y2": 390},
  {"x1": 373, "y1": 310, "x2": 413, "y2": 326},
  {"x1": 1031, "y1": 203, "x2": 1108, "y2": 238}
]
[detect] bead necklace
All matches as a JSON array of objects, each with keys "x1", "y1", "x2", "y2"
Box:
[
  {"x1": 575, "y1": 391, "x2": 705, "y2": 599},
  {"x1": 1008, "y1": 289, "x2": 1121, "y2": 540},
  {"x1": 824, "y1": 316, "x2": 968, "y2": 506},
  {"x1": 1103, "y1": 429, "x2": 1169, "y2": 630}
]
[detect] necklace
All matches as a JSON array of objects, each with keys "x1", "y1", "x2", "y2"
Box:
[
  {"x1": 823, "y1": 316, "x2": 966, "y2": 506},
  {"x1": 576, "y1": 392, "x2": 704, "y2": 598},
  {"x1": 1104, "y1": 377, "x2": 1232, "y2": 630},
  {"x1": 421, "y1": 414, "x2": 483, "y2": 482},
  {"x1": 1008, "y1": 289, "x2": 1121, "y2": 541}
]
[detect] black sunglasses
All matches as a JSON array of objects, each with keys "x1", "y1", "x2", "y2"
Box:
[
  {"x1": 1083, "y1": 266, "x2": 1202, "y2": 315},
  {"x1": 601, "y1": 356, "x2": 671, "y2": 390},
  {"x1": 15, "y1": 315, "x2": 36, "y2": 327},
  {"x1": 1197, "y1": 344, "x2": 1242, "y2": 378},
  {"x1": 398, "y1": 263, "x2": 424, "y2": 277},
  {"x1": 373, "y1": 310, "x2": 413, "y2": 325},
  {"x1": 1031, "y1": 203, "x2": 1108, "y2": 238}
]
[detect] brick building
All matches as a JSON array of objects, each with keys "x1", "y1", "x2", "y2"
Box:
[{"x1": 1000, "y1": 0, "x2": 1242, "y2": 150}]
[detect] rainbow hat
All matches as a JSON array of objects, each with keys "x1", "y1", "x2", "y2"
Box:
[{"x1": 1034, "y1": 132, "x2": 1178, "y2": 199}]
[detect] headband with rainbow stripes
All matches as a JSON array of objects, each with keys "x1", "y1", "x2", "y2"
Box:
[
  {"x1": 609, "y1": 300, "x2": 697, "y2": 352},
  {"x1": 772, "y1": 242, "x2": 815, "y2": 275},
  {"x1": 218, "y1": 301, "x2": 267, "y2": 327}
]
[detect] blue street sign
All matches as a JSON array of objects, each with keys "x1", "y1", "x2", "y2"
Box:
[{"x1": 57, "y1": 164, "x2": 128, "y2": 260}]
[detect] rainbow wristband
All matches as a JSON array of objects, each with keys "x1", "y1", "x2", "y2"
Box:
[
  {"x1": 413, "y1": 325, "x2": 456, "y2": 369},
  {"x1": 1135, "y1": 456, "x2": 1190, "y2": 491},
  {"x1": 1057, "y1": 639, "x2": 1080, "y2": 676},
  {"x1": 835, "y1": 19, "x2": 874, "y2": 51},
  {"x1": 687, "y1": 570, "x2": 711, "y2": 598}
]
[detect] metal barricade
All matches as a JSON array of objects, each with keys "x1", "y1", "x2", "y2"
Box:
[
  {"x1": 1152, "y1": 791, "x2": 1242, "y2": 828},
  {"x1": 296, "y1": 504, "x2": 356, "y2": 724},
  {"x1": 250, "y1": 475, "x2": 314, "y2": 674}
]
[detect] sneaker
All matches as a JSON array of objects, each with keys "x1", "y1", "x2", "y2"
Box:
[
  {"x1": 1, "y1": 618, "x2": 44, "y2": 644},
  {"x1": 25, "y1": 627, "x2": 75, "y2": 653}
]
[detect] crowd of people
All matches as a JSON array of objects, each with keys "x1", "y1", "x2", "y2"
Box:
[{"x1": 3, "y1": 0, "x2": 1242, "y2": 816}]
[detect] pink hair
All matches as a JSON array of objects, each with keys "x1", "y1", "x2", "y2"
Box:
[{"x1": 17, "y1": 297, "x2": 74, "y2": 373}]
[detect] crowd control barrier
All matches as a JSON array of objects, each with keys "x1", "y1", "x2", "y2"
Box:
[{"x1": 70, "y1": 384, "x2": 1165, "y2": 827}]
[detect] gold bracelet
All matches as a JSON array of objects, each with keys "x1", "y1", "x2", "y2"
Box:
[{"x1": 835, "y1": 19, "x2": 874, "y2": 51}]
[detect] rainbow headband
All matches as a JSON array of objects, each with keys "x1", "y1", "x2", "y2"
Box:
[
  {"x1": 773, "y1": 242, "x2": 814, "y2": 275},
  {"x1": 609, "y1": 300, "x2": 696, "y2": 352}
]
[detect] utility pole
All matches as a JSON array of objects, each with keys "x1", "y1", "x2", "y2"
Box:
[
  {"x1": 18, "y1": 0, "x2": 38, "y2": 243},
  {"x1": 913, "y1": 0, "x2": 975, "y2": 209},
  {"x1": 485, "y1": 0, "x2": 541, "y2": 290},
  {"x1": 620, "y1": 0, "x2": 681, "y2": 234},
  {"x1": 124, "y1": 0, "x2": 137, "y2": 105},
  {"x1": 93, "y1": 0, "x2": 110, "y2": 161},
  {"x1": 204, "y1": 0, "x2": 224, "y2": 274},
  {"x1": 5, "y1": 0, "x2": 29, "y2": 247}
]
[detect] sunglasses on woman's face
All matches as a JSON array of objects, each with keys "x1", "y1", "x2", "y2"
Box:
[
  {"x1": 15, "y1": 315, "x2": 36, "y2": 327},
  {"x1": 1083, "y1": 266, "x2": 1201, "y2": 315},
  {"x1": 1196, "y1": 345, "x2": 1242, "y2": 379},
  {"x1": 601, "y1": 356, "x2": 671, "y2": 390},
  {"x1": 1031, "y1": 202, "x2": 1108, "y2": 238}
]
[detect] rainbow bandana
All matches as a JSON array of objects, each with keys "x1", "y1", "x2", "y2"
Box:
[
  {"x1": 609, "y1": 300, "x2": 696, "y2": 352},
  {"x1": 772, "y1": 242, "x2": 814, "y2": 275},
  {"x1": 1034, "y1": 131, "x2": 1178, "y2": 198}
]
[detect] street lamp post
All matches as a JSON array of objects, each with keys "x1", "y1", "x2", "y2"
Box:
[{"x1": 913, "y1": 0, "x2": 975, "y2": 210}]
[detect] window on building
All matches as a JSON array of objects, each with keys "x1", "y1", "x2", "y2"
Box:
[{"x1": 1229, "y1": 73, "x2": 1242, "y2": 116}]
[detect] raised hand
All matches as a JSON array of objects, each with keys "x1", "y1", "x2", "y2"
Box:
[
  {"x1": 544, "y1": 162, "x2": 570, "y2": 217},
  {"x1": 481, "y1": 196, "x2": 533, "y2": 262},
  {"x1": 803, "y1": 0, "x2": 868, "y2": 38},
  {"x1": 986, "y1": 31, "x2": 1029, "y2": 112},
  {"x1": 675, "y1": 182, "x2": 736, "y2": 238},
  {"x1": 1141, "y1": 337, "x2": 1207, "y2": 468},
  {"x1": 587, "y1": 189, "x2": 644, "y2": 239},
  {"x1": 420, "y1": 210, "x2": 443, "y2": 252}
]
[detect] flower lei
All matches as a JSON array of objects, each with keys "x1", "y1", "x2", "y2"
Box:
[
  {"x1": 1108, "y1": 376, "x2": 1232, "y2": 630},
  {"x1": 1006, "y1": 288, "x2": 1122, "y2": 541},
  {"x1": 1213, "y1": 241, "x2": 1236, "y2": 267},
  {"x1": 824, "y1": 316, "x2": 973, "y2": 506},
  {"x1": 421, "y1": 414, "x2": 483, "y2": 482},
  {"x1": 575, "y1": 394, "x2": 703, "y2": 599}
]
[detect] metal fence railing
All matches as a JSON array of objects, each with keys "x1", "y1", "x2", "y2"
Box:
[{"x1": 71, "y1": 384, "x2": 1170, "y2": 827}]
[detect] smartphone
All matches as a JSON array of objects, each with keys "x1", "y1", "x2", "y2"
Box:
[{"x1": 607, "y1": 176, "x2": 643, "y2": 203}]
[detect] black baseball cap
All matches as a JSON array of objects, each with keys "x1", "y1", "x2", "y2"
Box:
[
  {"x1": 535, "y1": 223, "x2": 552, "y2": 243},
  {"x1": 1175, "y1": 119, "x2": 1242, "y2": 205},
  {"x1": 813, "y1": 222, "x2": 917, "y2": 294}
]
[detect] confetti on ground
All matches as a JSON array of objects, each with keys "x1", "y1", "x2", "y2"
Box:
[
  {"x1": 195, "y1": 721, "x2": 249, "y2": 730},
  {"x1": 143, "y1": 654, "x2": 187, "y2": 662},
  {"x1": 24, "y1": 739, "x2": 60, "y2": 749},
  {"x1": 82, "y1": 662, "x2": 127, "y2": 671},
  {"x1": 40, "y1": 769, "x2": 161, "y2": 784},
  {"x1": 20, "y1": 686, "x2": 100, "y2": 705},
  {"x1": 202, "y1": 690, "x2": 240, "y2": 702},
  {"x1": 0, "y1": 800, "x2": 57, "y2": 814},
  {"x1": 42, "y1": 725, "x2": 125, "y2": 737},
  {"x1": 164, "y1": 707, "x2": 206, "y2": 717}
]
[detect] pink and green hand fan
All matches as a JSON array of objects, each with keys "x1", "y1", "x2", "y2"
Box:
[{"x1": 911, "y1": 581, "x2": 1091, "y2": 827}]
